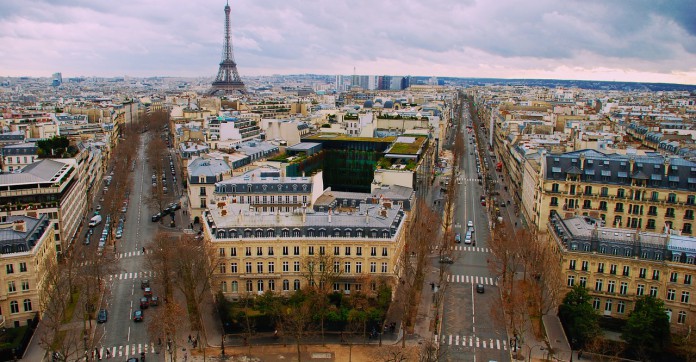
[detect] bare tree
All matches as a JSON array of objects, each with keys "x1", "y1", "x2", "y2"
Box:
[
  {"x1": 301, "y1": 253, "x2": 343, "y2": 344},
  {"x1": 147, "y1": 299, "x2": 187, "y2": 360},
  {"x1": 145, "y1": 232, "x2": 178, "y2": 300},
  {"x1": 279, "y1": 292, "x2": 315, "y2": 362}
]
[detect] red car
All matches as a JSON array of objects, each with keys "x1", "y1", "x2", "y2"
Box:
[{"x1": 133, "y1": 310, "x2": 143, "y2": 322}]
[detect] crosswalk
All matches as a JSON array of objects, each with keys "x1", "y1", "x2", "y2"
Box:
[
  {"x1": 436, "y1": 335, "x2": 507, "y2": 350},
  {"x1": 452, "y1": 246, "x2": 490, "y2": 252},
  {"x1": 116, "y1": 249, "x2": 151, "y2": 259},
  {"x1": 446, "y1": 274, "x2": 497, "y2": 286},
  {"x1": 434, "y1": 245, "x2": 491, "y2": 253},
  {"x1": 96, "y1": 343, "x2": 156, "y2": 358},
  {"x1": 108, "y1": 270, "x2": 156, "y2": 282}
]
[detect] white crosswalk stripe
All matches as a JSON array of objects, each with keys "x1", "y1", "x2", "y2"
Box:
[
  {"x1": 108, "y1": 270, "x2": 156, "y2": 282},
  {"x1": 103, "y1": 343, "x2": 156, "y2": 358},
  {"x1": 451, "y1": 246, "x2": 490, "y2": 253},
  {"x1": 438, "y1": 335, "x2": 507, "y2": 350},
  {"x1": 116, "y1": 250, "x2": 152, "y2": 259},
  {"x1": 446, "y1": 274, "x2": 498, "y2": 286}
]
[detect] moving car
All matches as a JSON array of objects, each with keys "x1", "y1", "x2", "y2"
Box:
[
  {"x1": 467, "y1": 220, "x2": 473, "y2": 228},
  {"x1": 464, "y1": 230, "x2": 473, "y2": 244},
  {"x1": 141, "y1": 279, "x2": 150, "y2": 289},
  {"x1": 144, "y1": 287, "x2": 152, "y2": 297},
  {"x1": 132, "y1": 310, "x2": 143, "y2": 322},
  {"x1": 97, "y1": 309, "x2": 108, "y2": 323},
  {"x1": 151, "y1": 213, "x2": 162, "y2": 222},
  {"x1": 455, "y1": 233, "x2": 461, "y2": 244},
  {"x1": 476, "y1": 284, "x2": 485, "y2": 293},
  {"x1": 140, "y1": 297, "x2": 149, "y2": 309}
]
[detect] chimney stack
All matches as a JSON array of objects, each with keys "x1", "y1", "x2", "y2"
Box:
[
  {"x1": 328, "y1": 208, "x2": 332, "y2": 223},
  {"x1": 13, "y1": 220, "x2": 26, "y2": 233},
  {"x1": 302, "y1": 203, "x2": 307, "y2": 223}
]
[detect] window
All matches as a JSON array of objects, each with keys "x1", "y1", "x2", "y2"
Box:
[
  {"x1": 595, "y1": 279, "x2": 603, "y2": 292},
  {"x1": 382, "y1": 248, "x2": 388, "y2": 257},
  {"x1": 293, "y1": 246, "x2": 300, "y2": 255},
  {"x1": 552, "y1": 183, "x2": 559, "y2": 192},
  {"x1": 593, "y1": 298, "x2": 600, "y2": 310},
  {"x1": 371, "y1": 247, "x2": 377, "y2": 256},
  {"x1": 370, "y1": 262, "x2": 376, "y2": 273},
  {"x1": 293, "y1": 279, "x2": 300, "y2": 291},
  {"x1": 637, "y1": 284, "x2": 645, "y2": 296},
  {"x1": 345, "y1": 247, "x2": 351, "y2": 256},
  {"x1": 619, "y1": 282, "x2": 627, "y2": 295},
  {"x1": 682, "y1": 291, "x2": 690, "y2": 304},
  {"x1": 671, "y1": 272, "x2": 678, "y2": 283},
  {"x1": 268, "y1": 247, "x2": 274, "y2": 256},
  {"x1": 283, "y1": 246, "x2": 289, "y2": 255},
  {"x1": 569, "y1": 260, "x2": 576, "y2": 270},
  {"x1": 610, "y1": 264, "x2": 617, "y2": 275},
  {"x1": 283, "y1": 280, "x2": 289, "y2": 291},
  {"x1": 6, "y1": 264, "x2": 13, "y2": 274},
  {"x1": 256, "y1": 247, "x2": 262, "y2": 256},
  {"x1": 605, "y1": 299, "x2": 612, "y2": 312},
  {"x1": 597, "y1": 263, "x2": 604, "y2": 273},
  {"x1": 257, "y1": 280, "x2": 264, "y2": 292},
  {"x1": 607, "y1": 281, "x2": 615, "y2": 293},
  {"x1": 334, "y1": 246, "x2": 340, "y2": 256},
  {"x1": 381, "y1": 263, "x2": 388, "y2": 273},
  {"x1": 344, "y1": 262, "x2": 351, "y2": 273},
  {"x1": 245, "y1": 247, "x2": 251, "y2": 256},
  {"x1": 269, "y1": 280, "x2": 275, "y2": 291},
  {"x1": 320, "y1": 246, "x2": 326, "y2": 255},
  {"x1": 685, "y1": 275, "x2": 693, "y2": 285},
  {"x1": 667, "y1": 289, "x2": 676, "y2": 301},
  {"x1": 231, "y1": 263, "x2": 238, "y2": 273},
  {"x1": 567, "y1": 275, "x2": 575, "y2": 286},
  {"x1": 639, "y1": 268, "x2": 646, "y2": 278},
  {"x1": 623, "y1": 266, "x2": 630, "y2": 277},
  {"x1": 293, "y1": 261, "x2": 300, "y2": 272},
  {"x1": 617, "y1": 301, "x2": 625, "y2": 314},
  {"x1": 245, "y1": 262, "x2": 252, "y2": 273},
  {"x1": 19, "y1": 263, "x2": 27, "y2": 272},
  {"x1": 231, "y1": 247, "x2": 237, "y2": 256},
  {"x1": 650, "y1": 286, "x2": 658, "y2": 297},
  {"x1": 678, "y1": 311, "x2": 687, "y2": 324},
  {"x1": 231, "y1": 281, "x2": 238, "y2": 292},
  {"x1": 356, "y1": 247, "x2": 362, "y2": 256},
  {"x1": 219, "y1": 263, "x2": 226, "y2": 274},
  {"x1": 581, "y1": 261, "x2": 588, "y2": 271},
  {"x1": 579, "y1": 277, "x2": 587, "y2": 288},
  {"x1": 8, "y1": 281, "x2": 16, "y2": 293},
  {"x1": 652, "y1": 270, "x2": 660, "y2": 281},
  {"x1": 10, "y1": 301, "x2": 19, "y2": 314},
  {"x1": 356, "y1": 262, "x2": 362, "y2": 273},
  {"x1": 666, "y1": 208, "x2": 676, "y2": 218},
  {"x1": 550, "y1": 197, "x2": 559, "y2": 207},
  {"x1": 648, "y1": 206, "x2": 658, "y2": 216},
  {"x1": 308, "y1": 246, "x2": 314, "y2": 255},
  {"x1": 282, "y1": 261, "x2": 289, "y2": 272},
  {"x1": 268, "y1": 262, "x2": 275, "y2": 273}
]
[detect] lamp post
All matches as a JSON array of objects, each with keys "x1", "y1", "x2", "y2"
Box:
[{"x1": 528, "y1": 344, "x2": 545, "y2": 362}]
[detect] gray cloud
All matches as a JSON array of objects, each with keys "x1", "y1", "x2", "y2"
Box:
[{"x1": 0, "y1": 0, "x2": 694, "y2": 84}]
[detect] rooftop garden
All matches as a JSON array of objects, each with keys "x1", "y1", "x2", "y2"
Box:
[
  {"x1": 37, "y1": 136, "x2": 79, "y2": 158},
  {"x1": 387, "y1": 136, "x2": 427, "y2": 155},
  {"x1": 304, "y1": 134, "x2": 396, "y2": 143}
]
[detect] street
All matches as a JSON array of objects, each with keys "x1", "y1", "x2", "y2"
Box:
[{"x1": 438, "y1": 101, "x2": 510, "y2": 362}]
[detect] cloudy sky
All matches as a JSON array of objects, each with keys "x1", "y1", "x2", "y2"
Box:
[{"x1": 1, "y1": 0, "x2": 695, "y2": 84}]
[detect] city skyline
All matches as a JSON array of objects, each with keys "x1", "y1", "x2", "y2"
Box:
[{"x1": 1, "y1": 0, "x2": 695, "y2": 85}]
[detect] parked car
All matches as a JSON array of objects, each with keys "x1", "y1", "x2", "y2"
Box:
[
  {"x1": 151, "y1": 213, "x2": 162, "y2": 222},
  {"x1": 150, "y1": 296, "x2": 160, "y2": 306},
  {"x1": 439, "y1": 256, "x2": 454, "y2": 264},
  {"x1": 455, "y1": 233, "x2": 461, "y2": 244},
  {"x1": 140, "y1": 297, "x2": 149, "y2": 309},
  {"x1": 141, "y1": 279, "x2": 150, "y2": 289},
  {"x1": 144, "y1": 287, "x2": 152, "y2": 297},
  {"x1": 97, "y1": 309, "x2": 108, "y2": 323},
  {"x1": 476, "y1": 284, "x2": 485, "y2": 293},
  {"x1": 132, "y1": 310, "x2": 143, "y2": 322}
]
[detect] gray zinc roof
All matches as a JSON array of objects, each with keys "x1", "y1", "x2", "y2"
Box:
[
  {"x1": 0, "y1": 159, "x2": 71, "y2": 186},
  {"x1": 188, "y1": 158, "x2": 231, "y2": 178}
]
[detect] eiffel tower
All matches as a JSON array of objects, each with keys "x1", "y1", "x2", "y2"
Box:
[{"x1": 209, "y1": 1, "x2": 247, "y2": 95}]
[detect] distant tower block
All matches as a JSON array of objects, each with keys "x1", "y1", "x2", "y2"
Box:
[{"x1": 209, "y1": 1, "x2": 247, "y2": 95}]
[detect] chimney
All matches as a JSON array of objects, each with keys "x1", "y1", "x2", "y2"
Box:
[
  {"x1": 276, "y1": 208, "x2": 280, "y2": 222},
  {"x1": 328, "y1": 208, "x2": 332, "y2": 223},
  {"x1": 223, "y1": 155, "x2": 230, "y2": 165},
  {"x1": 365, "y1": 209, "x2": 370, "y2": 224},
  {"x1": 13, "y1": 220, "x2": 26, "y2": 233},
  {"x1": 302, "y1": 203, "x2": 307, "y2": 223},
  {"x1": 664, "y1": 157, "x2": 670, "y2": 177}
]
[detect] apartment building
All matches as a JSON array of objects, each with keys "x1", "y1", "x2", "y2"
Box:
[
  {"x1": 0, "y1": 159, "x2": 87, "y2": 254},
  {"x1": 550, "y1": 214, "x2": 696, "y2": 333},
  {"x1": 534, "y1": 149, "x2": 696, "y2": 233},
  {"x1": 0, "y1": 214, "x2": 57, "y2": 328},
  {"x1": 186, "y1": 158, "x2": 232, "y2": 219},
  {"x1": 1, "y1": 142, "x2": 38, "y2": 172},
  {"x1": 205, "y1": 199, "x2": 408, "y2": 300}
]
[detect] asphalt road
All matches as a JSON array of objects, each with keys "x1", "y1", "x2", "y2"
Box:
[
  {"x1": 89, "y1": 133, "x2": 180, "y2": 361},
  {"x1": 439, "y1": 103, "x2": 510, "y2": 362}
]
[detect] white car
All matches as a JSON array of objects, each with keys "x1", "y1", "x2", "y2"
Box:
[{"x1": 467, "y1": 220, "x2": 473, "y2": 228}]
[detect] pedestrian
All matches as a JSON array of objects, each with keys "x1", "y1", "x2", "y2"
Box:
[
  {"x1": 184, "y1": 352, "x2": 188, "y2": 361},
  {"x1": 142, "y1": 247, "x2": 146, "y2": 253},
  {"x1": 105, "y1": 348, "x2": 111, "y2": 359},
  {"x1": 188, "y1": 334, "x2": 192, "y2": 343}
]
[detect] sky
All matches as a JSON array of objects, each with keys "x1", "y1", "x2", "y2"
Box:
[{"x1": 1, "y1": 0, "x2": 696, "y2": 84}]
